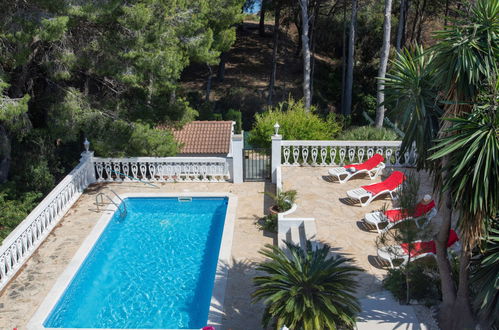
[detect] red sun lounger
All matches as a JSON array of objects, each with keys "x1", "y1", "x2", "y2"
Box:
[
  {"x1": 364, "y1": 195, "x2": 437, "y2": 233},
  {"x1": 346, "y1": 171, "x2": 406, "y2": 207},
  {"x1": 328, "y1": 153, "x2": 385, "y2": 184},
  {"x1": 378, "y1": 230, "x2": 459, "y2": 268}
]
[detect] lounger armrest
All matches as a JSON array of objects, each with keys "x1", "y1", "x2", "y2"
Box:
[{"x1": 427, "y1": 208, "x2": 437, "y2": 220}]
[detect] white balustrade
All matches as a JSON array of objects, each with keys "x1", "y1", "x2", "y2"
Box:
[
  {"x1": 0, "y1": 154, "x2": 94, "y2": 291},
  {"x1": 93, "y1": 157, "x2": 230, "y2": 183},
  {"x1": 280, "y1": 140, "x2": 415, "y2": 167},
  {"x1": 0, "y1": 153, "x2": 231, "y2": 291}
]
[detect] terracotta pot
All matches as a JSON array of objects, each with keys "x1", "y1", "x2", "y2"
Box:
[{"x1": 269, "y1": 205, "x2": 280, "y2": 214}]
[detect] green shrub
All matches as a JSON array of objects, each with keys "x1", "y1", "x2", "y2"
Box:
[
  {"x1": 256, "y1": 214, "x2": 277, "y2": 233},
  {"x1": 338, "y1": 126, "x2": 398, "y2": 141},
  {"x1": 0, "y1": 191, "x2": 41, "y2": 242},
  {"x1": 224, "y1": 109, "x2": 242, "y2": 133},
  {"x1": 248, "y1": 98, "x2": 342, "y2": 148},
  {"x1": 382, "y1": 264, "x2": 441, "y2": 304},
  {"x1": 27, "y1": 160, "x2": 56, "y2": 194}
]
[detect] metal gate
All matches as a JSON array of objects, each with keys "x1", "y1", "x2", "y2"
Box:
[{"x1": 243, "y1": 148, "x2": 271, "y2": 181}]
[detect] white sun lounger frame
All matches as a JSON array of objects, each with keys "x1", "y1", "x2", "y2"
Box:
[
  {"x1": 328, "y1": 162, "x2": 385, "y2": 184},
  {"x1": 377, "y1": 240, "x2": 460, "y2": 269},
  {"x1": 364, "y1": 207, "x2": 437, "y2": 233},
  {"x1": 346, "y1": 185, "x2": 401, "y2": 207}
]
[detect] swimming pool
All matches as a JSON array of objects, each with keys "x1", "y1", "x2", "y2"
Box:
[{"x1": 29, "y1": 194, "x2": 236, "y2": 330}]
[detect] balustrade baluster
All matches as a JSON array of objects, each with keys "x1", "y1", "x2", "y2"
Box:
[
  {"x1": 292, "y1": 147, "x2": 300, "y2": 165},
  {"x1": 122, "y1": 163, "x2": 130, "y2": 181},
  {"x1": 302, "y1": 147, "x2": 309, "y2": 165},
  {"x1": 347, "y1": 147, "x2": 355, "y2": 163},
  {"x1": 320, "y1": 147, "x2": 328, "y2": 166},
  {"x1": 113, "y1": 162, "x2": 122, "y2": 182},
  {"x1": 310, "y1": 147, "x2": 318, "y2": 165},
  {"x1": 330, "y1": 147, "x2": 337, "y2": 165},
  {"x1": 358, "y1": 147, "x2": 366, "y2": 163},
  {"x1": 386, "y1": 148, "x2": 393, "y2": 166},
  {"x1": 283, "y1": 146, "x2": 291, "y2": 165}
]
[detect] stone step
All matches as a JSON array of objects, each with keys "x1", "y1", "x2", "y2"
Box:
[{"x1": 290, "y1": 226, "x2": 300, "y2": 247}]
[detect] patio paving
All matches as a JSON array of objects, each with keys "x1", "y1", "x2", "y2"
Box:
[
  {"x1": 0, "y1": 181, "x2": 275, "y2": 329},
  {"x1": 0, "y1": 167, "x2": 440, "y2": 329},
  {"x1": 282, "y1": 167, "x2": 441, "y2": 329},
  {"x1": 356, "y1": 291, "x2": 428, "y2": 330}
]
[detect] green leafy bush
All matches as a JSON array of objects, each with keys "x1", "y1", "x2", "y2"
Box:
[
  {"x1": 338, "y1": 126, "x2": 398, "y2": 141},
  {"x1": 248, "y1": 98, "x2": 342, "y2": 148},
  {"x1": 256, "y1": 214, "x2": 277, "y2": 233},
  {"x1": 26, "y1": 160, "x2": 56, "y2": 194},
  {"x1": 382, "y1": 264, "x2": 441, "y2": 304},
  {"x1": 0, "y1": 192, "x2": 41, "y2": 242},
  {"x1": 224, "y1": 109, "x2": 242, "y2": 133}
]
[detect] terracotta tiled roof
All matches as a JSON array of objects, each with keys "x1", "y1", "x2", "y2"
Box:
[{"x1": 172, "y1": 121, "x2": 233, "y2": 154}]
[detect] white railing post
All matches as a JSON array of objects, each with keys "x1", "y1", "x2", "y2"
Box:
[
  {"x1": 271, "y1": 135, "x2": 282, "y2": 184},
  {"x1": 230, "y1": 133, "x2": 244, "y2": 183},
  {"x1": 80, "y1": 151, "x2": 96, "y2": 185}
]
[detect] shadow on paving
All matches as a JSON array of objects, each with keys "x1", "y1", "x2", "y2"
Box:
[{"x1": 216, "y1": 239, "x2": 383, "y2": 329}]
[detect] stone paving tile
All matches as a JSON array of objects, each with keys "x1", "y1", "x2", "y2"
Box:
[
  {"x1": 0, "y1": 168, "x2": 440, "y2": 330},
  {"x1": 282, "y1": 166, "x2": 440, "y2": 298},
  {"x1": 0, "y1": 181, "x2": 274, "y2": 330}
]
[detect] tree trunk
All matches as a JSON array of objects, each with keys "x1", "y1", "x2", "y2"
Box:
[
  {"x1": 444, "y1": 0, "x2": 449, "y2": 26},
  {"x1": 268, "y1": 3, "x2": 281, "y2": 106},
  {"x1": 0, "y1": 124, "x2": 11, "y2": 184},
  {"x1": 405, "y1": 255, "x2": 412, "y2": 305},
  {"x1": 259, "y1": 0, "x2": 267, "y2": 36},
  {"x1": 205, "y1": 64, "x2": 213, "y2": 102},
  {"x1": 402, "y1": 0, "x2": 409, "y2": 47},
  {"x1": 344, "y1": 0, "x2": 357, "y2": 116},
  {"x1": 375, "y1": 0, "x2": 392, "y2": 128},
  {"x1": 396, "y1": 0, "x2": 406, "y2": 52},
  {"x1": 298, "y1": 0, "x2": 311, "y2": 110},
  {"x1": 310, "y1": 0, "x2": 320, "y2": 100},
  {"x1": 450, "y1": 249, "x2": 476, "y2": 329},
  {"x1": 410, "y1": 0, "x2": 420, "y2": 43},
  {"x1": 217, "y1": 52, "x2": 228, "y2": 82},
  {"x1": 169, "y1": 89, "x2": 176, "y2": 104},
  {"x1": 434, "y1": 175, "x2": 457, "y2": 329},
  {"x1": 341, "y1": 0, "x2": 347, "y2": 114},
  {"x1": 415, "y1": 0, "x2": 426, "y2": 43}
]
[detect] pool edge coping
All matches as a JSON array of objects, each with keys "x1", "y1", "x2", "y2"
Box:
[{"x1": 27, "y1": 192, "x2": 238, "y2": 330}]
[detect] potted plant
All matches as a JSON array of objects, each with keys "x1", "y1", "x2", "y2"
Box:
[{"x1": 266, "y1": 189, "x2": 297, "y2": 214}]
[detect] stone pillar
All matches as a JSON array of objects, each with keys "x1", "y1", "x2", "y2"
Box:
[
  {"x1": 230, "y1": 133, "x2": 244, "y2": 183},
  {"x1": 79, "y1": 151, "x2": 96, "y2": 185},
  {"x1": 79, "y1": 138, "x2": 96, "y2": 184},
  {"x1": 271, "y1": 134, "x2": 282, "y2": 184}
]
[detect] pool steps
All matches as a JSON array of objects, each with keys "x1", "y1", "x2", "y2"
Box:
[{"x1": 95, "y1": 189, "x2": 127, "y2": 219}]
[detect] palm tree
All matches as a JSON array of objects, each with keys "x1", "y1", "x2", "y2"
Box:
[
  {"x1": 252, "y1": 241, "x2": 362, "y2": 329},
  {"x1": 470, "y1": 216, "x2": 499, "y2": 327},
  {"x1": 383, "y1": 1, "x2": 498, "y2": 327},
  {"x1": 383, "y1": 44, "x2": 440, "y2": 170}
]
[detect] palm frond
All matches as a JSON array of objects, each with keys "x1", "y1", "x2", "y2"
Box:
[
  {"x1": 429, "y1": 99, "x2": 499, "y2": 247},
  {"x1": 253, "y1": 241, "x2": 363, "y2": 328},
  {"x1": 382, "y1": 44, "x2": 441, "y2": 170}
]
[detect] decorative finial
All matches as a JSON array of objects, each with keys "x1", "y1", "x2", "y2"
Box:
[
  {"x1": 83, "y1": 138, "x2": 90, "y2": 152},
  {"x1": 274, "y1": 122, "x2": 280, "y2": 136}
]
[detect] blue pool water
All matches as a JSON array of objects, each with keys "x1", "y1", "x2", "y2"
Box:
[{"x1": 44, "y1": 197, "x2": 228, "y2": 329}]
